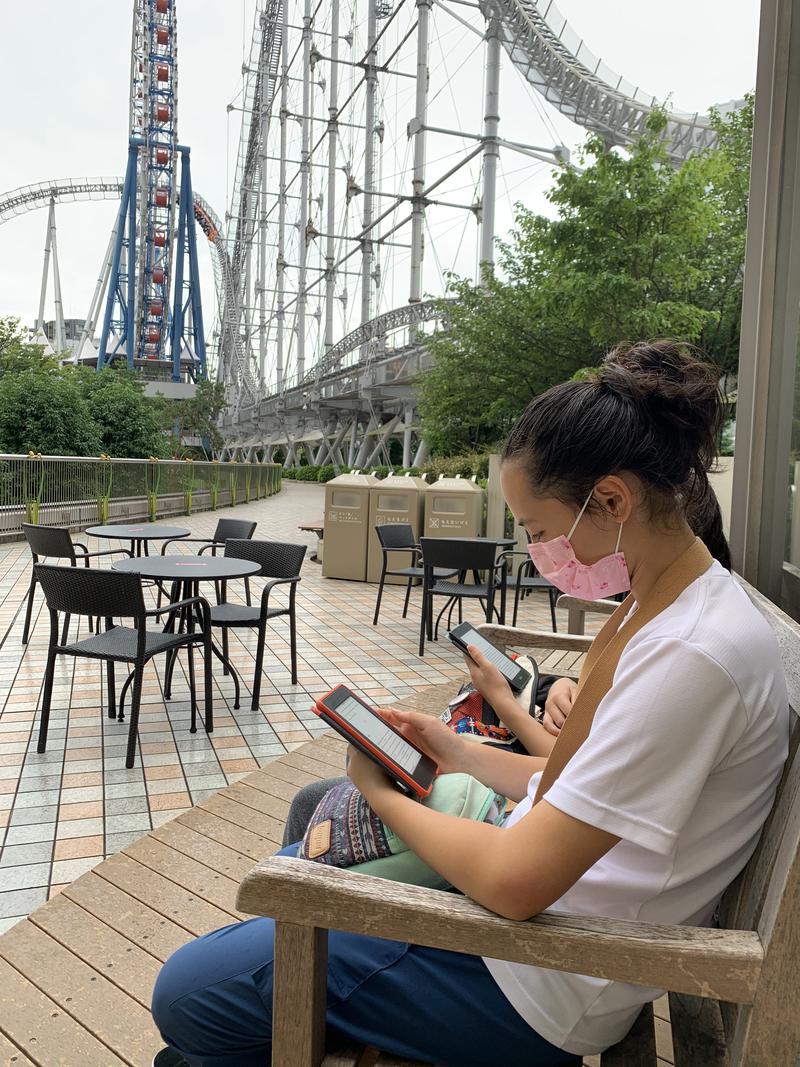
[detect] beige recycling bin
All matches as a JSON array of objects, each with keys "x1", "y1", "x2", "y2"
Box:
[
  {"x1": 423, "y1": 476, "x2": 484, "y2": 539},
  {"x1": 322, "y1": 473, "x2": 378, "y2": 581},
  {"x1": 367, "y1": 474, "x2": 428, "y2": 584}
]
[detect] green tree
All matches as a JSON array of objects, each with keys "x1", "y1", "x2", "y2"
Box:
[
  {"x1": 419, "y1": 102, "x2": 753, "y2": 453},
  {"x1": 0, "y1": 371, "x2": 100, "y2": 455},
  {"x1": 164, "y1": 379, "x2": 227, "y2": 457},
  {"x1": 75, "y1": 368, "x2": 170, "y2": 458},
  {"x1": 0, "y1": 317, "x2": 59, "y2": 375}
]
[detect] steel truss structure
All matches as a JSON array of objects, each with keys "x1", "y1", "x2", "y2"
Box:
[{"x1": 218, "y1": 0, "x2": 729, "y2": 465}]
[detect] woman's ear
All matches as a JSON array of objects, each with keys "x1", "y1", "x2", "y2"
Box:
[{"x1": 593, "y1": 475, "x2": 634, "y2": 524}]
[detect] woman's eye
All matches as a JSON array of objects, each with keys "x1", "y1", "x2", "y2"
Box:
[{"x1": 530, "y1": 532, "x2": 544, "y2": 543}]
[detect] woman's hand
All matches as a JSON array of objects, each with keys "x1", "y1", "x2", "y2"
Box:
[
  {"x1": 464, "y1": 644, "x2": 513, "y2": 709},
  {"x1": 346, "y1": 745, "x2": 399, "y2": 808},
  {"x1": 542, "y1": 677, "x2": 577, "y2": 736},
  {"x1": 377, "y1": 706, "x2": 468, "y2": 774}
]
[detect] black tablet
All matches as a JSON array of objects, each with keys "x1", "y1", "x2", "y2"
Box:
[{"x1": 448, "y1": 622, "x2": 532, "y2": 693}]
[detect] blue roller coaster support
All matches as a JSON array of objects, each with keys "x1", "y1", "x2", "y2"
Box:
[
  {"x1": 170, "y1": 146, "x2": 207, "y2": 382},
  {"x1": 98, "y1": 140, "x2": 138, "y2": 370}
]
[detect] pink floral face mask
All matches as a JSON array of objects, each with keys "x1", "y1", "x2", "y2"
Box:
[{"x1": 527, "y1": 491, "x2": 631, "y2": 601}]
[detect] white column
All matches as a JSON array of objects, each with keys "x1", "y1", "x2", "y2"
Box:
[
  {"x1": 361, "y1": 0, "x2": 378, "y2": 353},
  {"x1": 296, "y1": 0, "x2": 313, "y2": 382},
  {"x1": 408, "y1": 0, "x2": 432, "y2": 313},
  {"x1": 324, "y1": 0, "x2": 340, "y2": 360},
  {"x1": 479, "y1": 16, "x2": 501, "y2": 278}
]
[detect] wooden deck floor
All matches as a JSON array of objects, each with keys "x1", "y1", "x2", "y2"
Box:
[{"x1": 0, "y1": 666, "x2": 674, "y2": 1066}]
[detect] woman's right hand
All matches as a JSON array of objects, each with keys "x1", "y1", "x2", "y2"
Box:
[
  {"x1": 542, "y1": 677, "x2": 577, "y2": 736},
  {"x1": 378, "y1": 707, "x2": 468, "y2": 775}
]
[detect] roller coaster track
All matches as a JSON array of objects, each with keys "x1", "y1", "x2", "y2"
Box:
[{"x1": 483, "y1": 0, "x2": 717, "y2": 163}]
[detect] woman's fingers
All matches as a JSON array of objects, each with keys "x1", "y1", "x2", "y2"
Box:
[{"x1": 542, "y1": 711, "x2": 561, "y2": 736}]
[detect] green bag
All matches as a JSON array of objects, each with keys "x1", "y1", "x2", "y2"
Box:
[{"x1": 299, "y1": 772, "x2": 506, "y2": 890}]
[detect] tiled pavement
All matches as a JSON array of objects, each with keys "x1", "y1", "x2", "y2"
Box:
[{"x1": 0, "y1": 481, "x2": 568, "y2": 932}]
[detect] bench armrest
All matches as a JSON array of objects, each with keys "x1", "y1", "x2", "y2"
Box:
[
  {"x1": 237, "y1": 857, "x2": 762, "y2": 1004},
  {"x1": 474, "y1": 623, "x2": 593, "y2": 655}
]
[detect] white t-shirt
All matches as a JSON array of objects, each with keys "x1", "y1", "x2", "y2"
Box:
[{"x1": 484, "y1": 562, "x2": 790, "y2": 1056}]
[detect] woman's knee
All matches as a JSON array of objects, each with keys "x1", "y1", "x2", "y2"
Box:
[{"x1": 282, "y1": 775, "x2": 348, "y2": 845}]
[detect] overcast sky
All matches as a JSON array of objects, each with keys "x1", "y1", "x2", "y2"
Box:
[{"x1": 0, "y1": 0, "x2": 760, "y2": 337}]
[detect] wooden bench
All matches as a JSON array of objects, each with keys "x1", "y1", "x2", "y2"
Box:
[{"x1": 237, "y1": 586, "x2": 800, "y2": 1067}]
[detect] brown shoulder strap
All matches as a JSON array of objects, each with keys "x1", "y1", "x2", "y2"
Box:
[{"x1": 534, "y1": 537, "x2": 713, "y2": 805}]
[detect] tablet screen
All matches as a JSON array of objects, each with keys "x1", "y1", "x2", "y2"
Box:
[
  {"x1": 457, "y1": 626, "x2": 520, "y2": 681},
  {"x1": 336, "y1": 694, "x2": 420, "y2": 773}
]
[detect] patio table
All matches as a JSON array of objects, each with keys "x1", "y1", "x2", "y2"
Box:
[
  {"x1": 86, "y1": 522, "x2": 191, "y2": 557},
  {"x1": 113, "y1": 554, "x2": 261, "y2": 710}
]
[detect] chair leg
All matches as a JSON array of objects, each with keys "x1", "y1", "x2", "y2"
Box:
[
  {"x1": 402, "y1": 577, "x2": 413, "y2": 619},
  {"x1": 36, "y1": 646, "x2": 58, "y2": 753},
  {"x1": 372, "y1": 565, "x2": 387, "y2": 626},
  {"x1": 21, "y1": 573, "x2": 36, "y2": 645},
  {"x1": 252, "y1": 621, "x2": 267, "y2": 710},
  {"x1": 289, "y1": 607, "x2": 298, "y2": 686},
  {"x1": 106, "y1": 659, "x2": 116, "y2": 720},
  {"x1": 203, "y1": 634, "x2": 213, "y2": 733},
  {"x1": 222, "y1": 628, "x2": 230, "y2": 676},
  {"x1": 418, "y1": 584, "x2": 428, "y2": 657},
  {"x1": 549, "y1": 588, "x2": 558, "y2": 632},
  {"x1": 187, "y1": 641, "x2": 197, "y2": 735},
  {"x1": 125, "y1": 664, "x2": 145, "y2": 769},
  {"x1": 244, "y1": 577, "x2": 252, "y2": 607},
  {"x1": 61, "y1": 612, "x2": 72, "y2": 647},
  {"x1": 512, "y1": 582, "x2": 523, "y2": 628}
]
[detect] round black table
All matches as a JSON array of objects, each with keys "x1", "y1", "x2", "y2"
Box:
[
  {"x1": 113, "y1": 555, "x2": 261, "y2": 709},
  {"x1": 87, "y1": 523, "x2": 191, "y2": 558}
]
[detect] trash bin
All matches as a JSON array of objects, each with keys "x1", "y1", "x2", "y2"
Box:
[
  {"x1": 322, "y1": 472, "x2": 378, "y2": 581},
  {"x1": 423, "y1": 475, "x2": 484, "y2": 539},
  {"x1": 367, "y1": 474, "x2": 429, "y2": 584}
]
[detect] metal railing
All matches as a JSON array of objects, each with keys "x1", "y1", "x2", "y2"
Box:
[{"x1": 0, "y1": 454, "x2": 282, "y2": 539}]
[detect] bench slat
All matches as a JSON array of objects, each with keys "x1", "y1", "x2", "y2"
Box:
[
  {"x1": 0, "y1": 954, "x2": 128, "y2": 1067},
  {"x1": 0, "y1": 1030, "x2": 37, "y2": 1065},
  {"x1": 217, "y1": 780, "x2": 297, "y2": 822},
  {"x1": 29, "y1": 894, "x2": 160, "y2": 1010},
  {"x1": 122, "y1": 836, "x2": 244, "y2": 918},
  {"x1": 176, "y1": 804, "x2": 279, "y2": 860},
  {"x1": 281, "y1": 747, "x2": 347, "y2": 779},
  {"x1": 96, "y1": 853, "x2": 235, "y2": 935},
  {"x1": 234, "y1": 755, "x2": 323, "y2": 790},
  {"x1": 151, "y1": 819, "x2": 257, "y2": 883},
  {"x1": 238, "y1": 766, "x2": 313, "y2": 804},
  {"x1": 197, "y1": 792, "x2": 286, "y2": 843},
  {"x1": 63, "y1": 872, "x2": 190, "y2": 963},
  {"x1": 0, "y1": 923, "x2": 155, "y2": 1066}
]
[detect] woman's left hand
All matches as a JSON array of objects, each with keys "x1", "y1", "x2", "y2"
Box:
[
  {"x1": 346, "y1": 744, "x2": 399, "y2": 809},
  {"x1": 464, "y1": 644, "x2": 513, "y2": 707}
]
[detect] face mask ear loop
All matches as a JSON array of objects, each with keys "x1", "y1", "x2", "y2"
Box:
[
  {"x1": 567, "y1": 490, "x2": 595, "y2": 541},
  {"x1": 615, "y1": 521, "x2": 624, "y2": 553}
]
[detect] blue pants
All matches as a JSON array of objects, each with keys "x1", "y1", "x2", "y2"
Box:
[{"x1": 151, "y1": 846, "x2": 581, "y2": 1067}]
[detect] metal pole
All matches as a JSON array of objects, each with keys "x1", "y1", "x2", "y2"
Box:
[
  {"x1": 402, "y1": 404, "x2": 413, "y2": 468},
  {"x1": 296, "y1": 0, "x2": 313, "y2": 382},
  {"x1": 361, "y1": 0, "x2": 378, "y2": 355},
  {"x1": 323, "y1": 0, "x2": 340, "y2": 362},
  {"x1": 276, "y1": 0, "x2": 289, "y2": 394},
  {"x1": 409, "y1": 0, "x2": 432, "y2": 324},
  {"x1": 78, "y1": 222, "x2": 118, "y2": 363},
  {"x1": 479, "y1": 16, "x2": 501, "y2": 277},
  {"x1": 36, "y1": 199, "x2": 54, "y2": 333},
  {"x1": 50, "y1": 208, "x2": 67, "y2": 356},
  {"x1": 258, "y1": 17, "x2": 270, "y2": 395}
]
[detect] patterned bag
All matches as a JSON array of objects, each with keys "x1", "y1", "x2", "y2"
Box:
[
  {"x1": 299, "y1": 773, "x2": 506, "y2": 890},
  {"x1": 440, "y1": 654, "x2": 541, "y2": 748}
]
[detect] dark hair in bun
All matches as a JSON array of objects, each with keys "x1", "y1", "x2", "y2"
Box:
[{"x1": 502, "y1": 340, "x2": 725, "y2": 519}]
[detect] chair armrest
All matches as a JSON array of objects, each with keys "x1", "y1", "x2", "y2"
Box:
[
  {"x1": 161, "y1": 537, "x2": 210, "y2": 556},
  {"x1": 236, "y1": 858, "x2": 762, "y2": 1004},
  {"x1": 261, "y1": 576, "x2": 300, "y2": 610},
  {"x1": 147, "y1": 596, "x2": 210, "y2": 627},
  {"x1": 74, "y1": 547, "x2": 134, "y2": 560},
  {"x1": 198, "y1": 542, "x2": 220, "y2": 556},
  {"x1": 474, "y1": 623, "x2": 592, "y2": 655}
]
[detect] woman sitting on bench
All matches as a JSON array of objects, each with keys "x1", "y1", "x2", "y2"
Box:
[{"x1": 150, "y1": 341, "x2": 790, "y2": 1067}]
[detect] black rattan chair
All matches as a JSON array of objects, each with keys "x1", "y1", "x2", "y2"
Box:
[
  {"x1": 372, "y1": 523, "x2": 458, "y2": 625},
  {"x1": 502, "y1": 549, "x2": 558, "y2": 630},
  {"x1": 33, "y1": 564, "x2": 212, "y2": 769},
  {"x1": 211, "y1": 539, "x2": 307, "y2": 708},
  {"x1": 21, "y1": 523, "x2": 132, "y2": 645},
  {"x1": 159, "y1": 517, "x2": 258, "y2": 607},
  {"x1": 418, "y1": 537, "x2": 507, "y2": 656}
]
